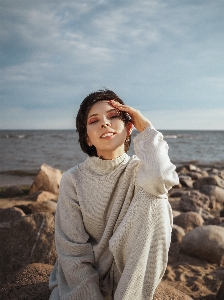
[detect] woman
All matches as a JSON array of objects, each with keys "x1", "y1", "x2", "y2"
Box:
[{"x1": 49, "y1": 89, "x2": 179, "y2": 300}]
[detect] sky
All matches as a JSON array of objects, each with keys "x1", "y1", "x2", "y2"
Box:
[{"x1": 0, "y1": 0, "x2": 224, "y2": 130}]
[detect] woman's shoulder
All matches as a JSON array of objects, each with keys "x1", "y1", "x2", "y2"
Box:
[{"x1": 60, "y1": 163, "x2": 83, "y2": 184}]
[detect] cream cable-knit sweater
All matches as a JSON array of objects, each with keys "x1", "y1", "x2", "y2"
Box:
[{"x1": 49, "y1": 126, "x2": 179, "y2": 300}]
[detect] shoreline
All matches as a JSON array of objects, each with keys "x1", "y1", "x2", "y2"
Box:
[{"x1": 1, "y1": 162, "x2": 224, "y2": 188}]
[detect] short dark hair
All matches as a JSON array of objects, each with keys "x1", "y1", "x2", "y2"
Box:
[{"x1": 76, "y1": 89, "x2": 131, "y2": 156}]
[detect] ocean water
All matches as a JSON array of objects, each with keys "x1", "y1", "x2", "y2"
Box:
[{"x1": 0, "y1": 129, "x2": 223, "y2": 186}]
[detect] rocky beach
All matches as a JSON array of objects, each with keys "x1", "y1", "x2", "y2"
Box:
[{"x1": 0, "y1": 163, "x2": 224, "y2": 300}]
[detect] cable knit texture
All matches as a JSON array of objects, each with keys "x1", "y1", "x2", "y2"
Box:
[{"x1": 49, "y1": 126, "x2": 179, "y2": 300}]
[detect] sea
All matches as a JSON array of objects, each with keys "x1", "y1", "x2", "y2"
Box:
[{"x1": 0, "y1": 129, "x2": 224, "y2": 187}]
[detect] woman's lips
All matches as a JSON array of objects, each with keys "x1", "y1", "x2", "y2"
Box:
[{"x1": 101, "y1": 132, "x2": 116, "y2": 138}]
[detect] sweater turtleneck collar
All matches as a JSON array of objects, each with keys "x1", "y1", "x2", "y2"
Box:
[{"x1": 84, "y1": 153, "x2": 130, "y2": 175}]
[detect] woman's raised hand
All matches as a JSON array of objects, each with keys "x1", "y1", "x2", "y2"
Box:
[{"x1": 108, "y1": 100, "x2": 152, "y2": 133}]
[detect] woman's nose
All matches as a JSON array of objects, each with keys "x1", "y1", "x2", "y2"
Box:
[{"x1": 101, "y1": 118, "x2": 111, "y2": 128}]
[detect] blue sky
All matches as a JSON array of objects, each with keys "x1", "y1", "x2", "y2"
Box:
[{"x1": 1, "y1": 0, "x2": 224, "y2": 130}]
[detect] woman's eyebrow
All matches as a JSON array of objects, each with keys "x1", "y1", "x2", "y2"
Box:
[{"x1": 88, "y1": 108, "x2": 117, "y2": 119}]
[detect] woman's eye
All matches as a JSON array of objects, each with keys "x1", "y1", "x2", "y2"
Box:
[
  {"x1": 109, "y1": 112, "x2": 120, "y2": 119},
  {"x1": 88, "y1": 119, "x2": 98, "y2": 124}
]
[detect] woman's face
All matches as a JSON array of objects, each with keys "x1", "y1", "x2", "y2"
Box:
[{"x1": 86, "y1": 101, "x2": 131, "y2": 160}]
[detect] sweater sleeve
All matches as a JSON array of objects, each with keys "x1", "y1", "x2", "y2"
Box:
[
  {"x1": 133, "y1": 126, "x2": 179, "y2": 196},
  {"x1": 49, "y1": 171, "x2": 103, "y2": 300}
]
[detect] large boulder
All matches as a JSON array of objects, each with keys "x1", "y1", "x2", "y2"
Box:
[
  {"x1": 29, "y1": 163, "x2": 62, "y2": 195},
  {"x1": 154, "y1": 281, "x2": 193, "y2": 299},
  {"x1": 1, "y1": 263, "x2": 53, "y2": 299},
  {"x1": 193, "y1": 175, "x2": 224, "y2": 190},
  {"x1": 200, "y1": 185, "x2": 224, "y2": 209},
  {"x1": 29, "y1": 190, "x2": 58, "y2": 203},
  {"x1": 0, "y1": 207, "x2": 25, "y2": 223},
  {"x1": 171, "y1": 224, "x2": 185, "y2": 243},
  {"x1": 179, "y1": 190, "x2": 213, "y2": 219},
  {"x1": 0, "y1": 212, "x2": 56, "y2": 284},
  {"x1": 173, "y1": 212, "x2": 204, "y2": 232},
  {"x1": 180, "y1": 225, "x2": 224, "y2": 265}
]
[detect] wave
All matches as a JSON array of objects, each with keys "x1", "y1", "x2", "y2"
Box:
[
  {"x1": 0, "y1": 170, "x2": 38, "y2": 177},
  {"x1": 164, "y1": 135, "x2": 178, "y2": 139},
  {"x1": 1, "y1": 134, "x2": 27, "y2": 139}
]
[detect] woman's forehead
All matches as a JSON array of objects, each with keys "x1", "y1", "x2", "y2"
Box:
[{"x1": 88, "y1": 100, "x2": 112, "y2": 115}]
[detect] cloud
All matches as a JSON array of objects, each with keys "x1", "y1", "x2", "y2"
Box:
[
  {"x1": 146, "y1": 108, "x2": 224, "y2": 130},
  {"x1": 0, "y1": 0, "x2": 224, "y2": 129}
]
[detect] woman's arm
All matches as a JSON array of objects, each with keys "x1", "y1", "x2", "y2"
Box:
[
  {"x1": 49, "y1": 170, "x2": 103, "y2": 300},
  {"x1": 109, "y1": 100, "x2": 179, "y2": 196}
]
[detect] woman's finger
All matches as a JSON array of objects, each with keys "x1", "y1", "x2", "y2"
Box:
[{"x1": 108, "y1": 100, "x2": 136, "y2": 114}]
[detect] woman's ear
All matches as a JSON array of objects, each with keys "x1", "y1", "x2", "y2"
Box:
[
  {"x1": 126, "y1": 122, "x2": 133, "y2": 136},
  {"x1": 87, "y1": 136, "x2": 92, "y2": 146}
]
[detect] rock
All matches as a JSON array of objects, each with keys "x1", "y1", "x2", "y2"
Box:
[
  {"x1": 216, "y1": 280, "x2": 224, "y2": 300},
  {"x1": 0, "y1": 212, "x2": 56, "y2": 284},
  {"x1": 169, "y1": 191, "x2": 183, "y2": 198},
  {"x1": 14, "y1": 201, "x2": 57, "y2": 215},
  {"x1": 1, "y1": 263, "x2": 53, "y2": 300},
  {"x1": 29, "y1": 163, "x2": 62, "y2": 195},
  {"x1": 179, "y1": 175, "x2": 193, "y2": 188},
  {"x1": 172, "y1": 210, "x2": 181, "y2": 217},
  {"x1": 173, "y1": 212, "x2": 204, "y2": 232},
  {"x1": 154, "y1": 281, "x2": 193, "y2": 299},
  {"x1": 201, "y1": 185, "x2": 224, "y2": 209},
  {"x1": 171, "y1": 224, "x2": 185, "y2": 243},
  {"x1": 179, "y1": 190, "x2": 213, "y2": 219},
  {"x1": 221, "y1": 209, "x2": 224, "y2": 217},
  {"x1": 180, "y1": 225, "x2": 224, "y2": 265},
  {"x1": 172, "y1": 183, "x2": 182, "y2": 188},
  {"x1": 186, "y1": 171, "x2": 205, "y2": 180},
  {"x1": 205, "y1": 216, "x2": 224, "y2": 227},
  {"x1": 176, "y1": 164, "x2": 199, "y2": 173},
  {"x1": 3, "y1": 185, "x2": 23, "y2": 197},
  {"x1": 193, "y1": 175, "x2": 224, "y2": 190},
  {"x1": 207, "y1": 168, "x2": 224, "y2": 180},
  {"x1": 29, "y1": 190, "x2": 58, "y2": 203},
  {"x1": 0, "y1": 207, "x2": 25, "y2": 223}
]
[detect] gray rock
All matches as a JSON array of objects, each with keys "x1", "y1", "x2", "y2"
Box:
[
  {"x1": 0, "y1": 212, "x2": 56, "y2": 284},
  {"x1": 29, "y1": 163, "x2": 62, "y2": 195},
  {"x1": 179, "y1": 190, "x2": 213, "y2": 219},
  {"x1": 169, "y1": 191, "x2": 183, "y2": 198},
  {"x1": 176, "y1": 164, "x2": 199, "y2": 173},
  {"x1": 179, "y1": 175, "x2": 193, "y2": 188},
  {"x1": 201, "y1": 185, "x2": 224, "y2": 209},
  {"x1": 173, "y1": 211, "x2": 204, "y2": 232},
  {"x1": 205, "y1": 216, "x2": 224, "y2": 227},
  {"x1": 186, "y1": 171, "x2": 205, "y2": 180},
  {"x1": 180, "y1": 225, "x2": 224, "y2": 265},
  {"x1": 0, "y1": 207, "x2": 25, "y2": 223},
  {"x1": 193, "y1": 175, "x2": 224, "y2": 190},
  {"x1": 207, "y1": 169, "x2": 224, "y2": 180},
  {"x1": 3, "y1": 185, "x2": 23, "y2": 197},
  {"x1": 171, "y1": 224, "x2": 185, "y2": 243}
]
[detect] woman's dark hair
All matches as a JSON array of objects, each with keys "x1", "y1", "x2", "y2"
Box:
[{"x1": 76, "y1": 89, "x2": 132, "y2": 156}]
